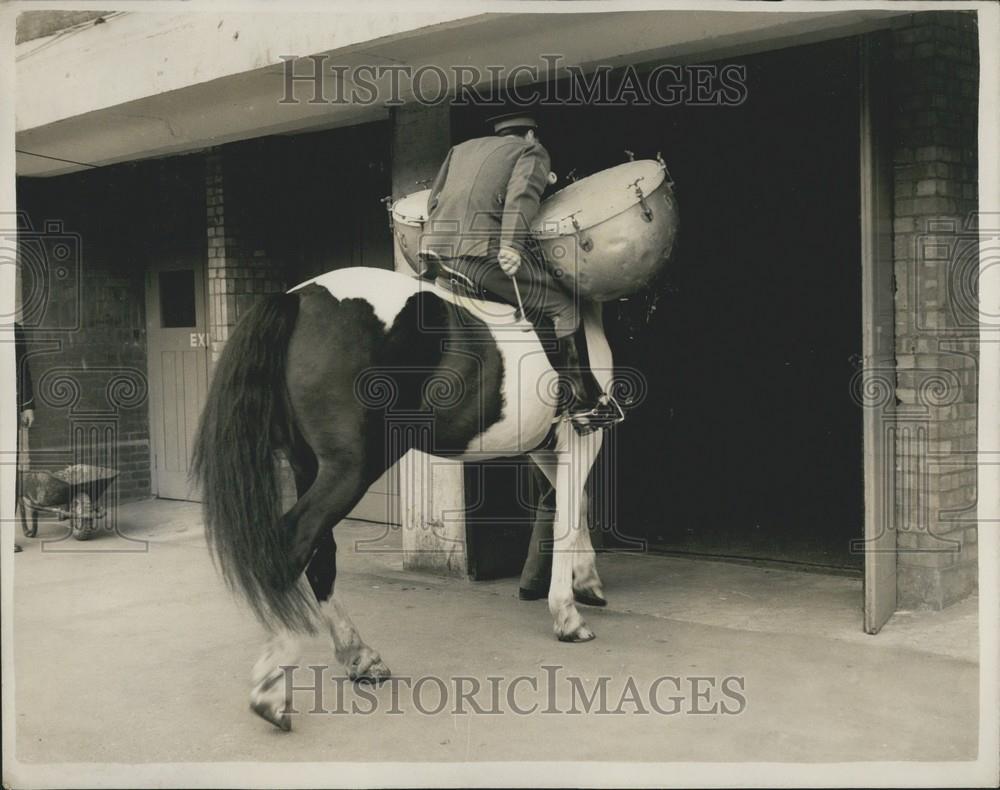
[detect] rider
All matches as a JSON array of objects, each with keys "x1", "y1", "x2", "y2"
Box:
[{"x1": 420, "y1": 111, "x2": 618, "y2": 433}]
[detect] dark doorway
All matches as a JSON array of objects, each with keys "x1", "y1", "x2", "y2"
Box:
[
  {"x1": 455, "y1": 37, "x2": 864, "y2": 571},
  {"x1": 603, "y1": 40, "x2": 864, "y2": 569},
  {"x1": 225, "y1": 122, "x2": 394, "y2": 285}
]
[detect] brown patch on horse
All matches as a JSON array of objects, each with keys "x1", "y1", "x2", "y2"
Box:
[{"x1": 380, "y1": 291, "x2": 505, "y2": 455}]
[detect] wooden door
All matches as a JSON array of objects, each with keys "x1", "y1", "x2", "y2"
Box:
[
  {"x1": 145, "y1": 255, "x2": 209, "y2": 500},
  {"x1": 860, "y1": 33, "x2": 897, "y2": 633}
]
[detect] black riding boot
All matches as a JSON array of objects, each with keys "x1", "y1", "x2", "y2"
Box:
[{"x1": 535, "y1": 323, "x2": 621, "y2": 433}]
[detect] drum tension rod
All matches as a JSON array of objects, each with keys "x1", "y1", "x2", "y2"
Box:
[
  {"x1": 566, "y1": 212, "x2": 593, "y2": 252},
  {"x1": 656, "y1": 152, "x2": 676, "y2": 187},
  {"x1": 629, "y1": 178, "x2": 654, "y2": 222}
]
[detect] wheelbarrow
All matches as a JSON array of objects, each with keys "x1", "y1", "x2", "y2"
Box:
[{"x1": 18, "y1": 464, "x2": 118, "y2": 541}]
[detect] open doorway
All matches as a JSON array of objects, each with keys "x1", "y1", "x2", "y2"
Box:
[
  {"x1": 455, "y1": 37, "x2": 865, "y2": 572},
  {"x1": 602, "y1": 38, "x2": 865, "y2": 570}
]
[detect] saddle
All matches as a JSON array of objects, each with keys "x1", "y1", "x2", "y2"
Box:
[{"x1": 418, "y1": 251, "x2": 492, "y2": 303}]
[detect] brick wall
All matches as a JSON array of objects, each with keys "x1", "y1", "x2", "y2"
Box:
[
  {"x1": 890, "y1": 11, "x2": 979, "y2": 608},
  {"x1": 390, "y1": 103, "x2": 451, "y2": 199},
  {"x1": 205, "y1": 149, "x2": 286, "y2": 365},
  {"x1": 16, "y1": 155, "x2": 204, "y2": 502},
  {"x1": 206, "y1": 125, "x2": 394, "y2": 363}
]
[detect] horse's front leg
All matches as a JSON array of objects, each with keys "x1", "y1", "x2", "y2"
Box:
[
  {"x1": 549, "y1": 423, "x2": 603, "y2": 642},
  {"x1": 528, "y1": 450, "x2": 606, "y2": 605},
  {"x1": 571, "y1": 487, "x2": 605, "y2": 603}
]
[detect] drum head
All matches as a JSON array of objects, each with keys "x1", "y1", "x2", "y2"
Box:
[
  {"x1": 391, "y1": 189, "x2": 432, "y2": 226},
  {"x1": 532, "y1": 160, "x2": 666, "y2": 237}
]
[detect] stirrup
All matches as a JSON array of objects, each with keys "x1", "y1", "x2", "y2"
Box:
[{"x1": 566, "y1": 394, "x2": 626, "y2": 435}]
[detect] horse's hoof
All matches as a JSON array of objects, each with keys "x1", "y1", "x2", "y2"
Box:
[
  {"x1": 557, "y1": 624, "x2": 596, "y2": 643},
  {"x1": 348, "y1": 649, "x2": 391, "y2": 685},
  {"x1": 250, "y1": 700, "x2": 292, "y2": 732},
  {"x1": 352, "y1": 663, "x2": 391, "y2": 686},
  {"x1": 574, "y1": 590, "x2": 607, "y2": 607}
]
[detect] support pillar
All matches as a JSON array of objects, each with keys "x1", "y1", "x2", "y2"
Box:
[{"x1": 389, "y1": 104, "x2": 469, "y2": 576}]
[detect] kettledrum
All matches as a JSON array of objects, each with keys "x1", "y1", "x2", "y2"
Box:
[
  {"x1": 390, "y1": 188, "x2": 432, "y2": 274},
  {"x1": 531, "y1": 158, "x2": 678, "y2": 301},
  {"x1": 389, "y1": 157, "x2": 678, "y2": 298}
]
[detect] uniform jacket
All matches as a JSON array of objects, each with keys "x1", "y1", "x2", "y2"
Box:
[{"x1": 422, "y1": 135, "x2": 551, "y2": 261}]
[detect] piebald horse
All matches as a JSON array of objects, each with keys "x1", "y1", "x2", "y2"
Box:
[{"x1": 192, "y1": 266, "x2": 614, "y2": 730}]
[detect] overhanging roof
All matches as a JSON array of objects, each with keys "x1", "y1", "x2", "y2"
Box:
[{"x1": 15, "y1": 8, "x2": 908, "y2": 177}]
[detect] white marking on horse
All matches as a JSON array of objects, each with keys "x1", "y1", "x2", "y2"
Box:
[
  {"x1": 294, "y1": 267, "x2": 418, "y2": 328},
  {"x1": 457, "y1": 342, "x2": 557, "y2": 459},
  {"x1": 321, "y1": 595, "x2": 390, "y2": 682}
]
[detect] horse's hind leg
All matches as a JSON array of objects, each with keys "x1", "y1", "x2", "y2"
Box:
[
  {"x1": 249, "y1": 586, "x2": 313, "y2": 731},
  {"x1": 293, "y1": 455, "x2": 389, "y2": 680},
  {"x1": 248, "y1": 460, "x2": 372, "y2": 730},
  {"x1": 307, "y1": 528, "x2": 391, "y2": 684}
]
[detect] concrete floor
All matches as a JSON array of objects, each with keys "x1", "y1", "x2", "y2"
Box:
[{"x1": 11, "y1": 499, "x2": 979, "y2": 764}]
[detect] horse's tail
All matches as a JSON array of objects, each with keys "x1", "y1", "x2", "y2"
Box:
[{"x1": 191, "y1": 292, "x2": 316, "y2": 633}]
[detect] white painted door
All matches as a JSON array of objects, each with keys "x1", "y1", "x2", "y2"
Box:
[{"x1": 145, "y1": 255, "x2": 209, "y2": 500}]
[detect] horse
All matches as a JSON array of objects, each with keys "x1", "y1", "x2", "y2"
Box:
[{"x1": 192, "y1": 265, "x2": 616, "y2": 731}]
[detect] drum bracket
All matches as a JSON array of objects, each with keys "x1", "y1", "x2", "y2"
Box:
[
  {"x1": 566, "y1": 212, "x2": 594, "y2": 252},
  {"x1": 656, "y1": 152, "x2": 676, "y2": 188},
  {"x1": 380, "y1": 195, "x2": 395, "y2": 229}
]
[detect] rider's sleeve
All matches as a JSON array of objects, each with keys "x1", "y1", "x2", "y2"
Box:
[
  {"x1": 428, "y1": 147, "x2": 454, "y2": 214},
  {"x1": 500, "y1": 143, "x2": 550, "y2": 251}
]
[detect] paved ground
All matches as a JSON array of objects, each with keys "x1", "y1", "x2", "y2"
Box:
[{"x1": 11, "y1": 499, "x2": 979, "y2": 764}]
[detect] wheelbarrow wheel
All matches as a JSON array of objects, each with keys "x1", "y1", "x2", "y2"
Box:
[
  {"x1": 70, "y1": 492, "x2": 94, "y2": 541},
  {"x1": 18, "y1": 498, "x2": 38, "y2": 538}
]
